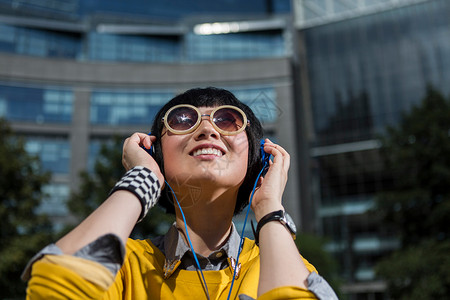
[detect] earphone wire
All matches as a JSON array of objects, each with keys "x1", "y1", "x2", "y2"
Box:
[
  {"x1": 226, "y1": 159, "x2": 268, "y2": 300},
  {"x1": 164, "y1": 154, "x2": 269, "y2": 300},
  {"x1": 165, "y1": 180, "x2": 211, "y2": 300}
]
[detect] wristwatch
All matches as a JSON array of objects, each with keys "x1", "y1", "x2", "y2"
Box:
[{"x1": 254, "y1": 210, "x2": 297, "y2": 245}]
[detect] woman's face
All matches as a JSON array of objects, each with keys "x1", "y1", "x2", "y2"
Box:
[{"x1": 160, "y1": 106, "x2": 249, "y2": 196}]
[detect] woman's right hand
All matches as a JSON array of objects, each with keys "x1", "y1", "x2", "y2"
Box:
[
  {"x1": 251, "y1": 138, "x2": 289, "y2": 221},
  {"x1": 122, "y1": 132, "x2": 165, "y2": 186}
]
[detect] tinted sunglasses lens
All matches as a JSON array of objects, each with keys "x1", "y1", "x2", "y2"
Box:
[
  {"x1": 167, "y1": 107, "x2": 198, "y2": 131},
  {"x1": 213, "y1": 108, "x2": 245, "y2": 132}
]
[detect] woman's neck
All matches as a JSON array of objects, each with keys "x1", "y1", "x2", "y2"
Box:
[{"x1": 174, "y1": 189, "x2": 237, "y2": 256}]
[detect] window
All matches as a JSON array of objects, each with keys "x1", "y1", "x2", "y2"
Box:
[
  {"x1": 25, "y1": 136, "x2": 71, "y2": 174},
  {"x1": 0, "y1": 82, "x2": 73, "y2": 123},
  {"x1": 90, "y1": 89, "x2": 174, "y2": 125},
  {"x1": 229, "y1": 85, "x2": 279, "y2": 123},
  {"x1": 186, "y1": 31, "x2": 286, "y2": 61},
  {"x1": 37, "y1": 183, "x2": 70, "y2": 217},
  {"x1": 0, "y1": 24, "x2": 81, "y2": 59},
  {"x1": 88, "y1": 33, "x2": 180, "y2": 63}
]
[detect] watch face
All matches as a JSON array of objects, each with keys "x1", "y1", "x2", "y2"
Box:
[{"x1": 284, "y1": 212, "x2": 297, "y2": 234}]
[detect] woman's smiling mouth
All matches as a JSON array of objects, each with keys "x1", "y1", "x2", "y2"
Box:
[{"x1": 191, "y1": 147, "x2": 223, "y2": 157}]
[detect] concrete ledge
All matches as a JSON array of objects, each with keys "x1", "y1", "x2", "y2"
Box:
[{"x1": 0, "y1": 53, "x2": 291, "y2": 87}]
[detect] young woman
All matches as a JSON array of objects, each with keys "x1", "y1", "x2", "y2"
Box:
[{"x1": 23, "y1": 87, "x2": 337, "y2": 299}]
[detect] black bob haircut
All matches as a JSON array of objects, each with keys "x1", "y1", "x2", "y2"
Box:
[{"x1": 150, "y1": 87, "x2": 264, "y2": 216}]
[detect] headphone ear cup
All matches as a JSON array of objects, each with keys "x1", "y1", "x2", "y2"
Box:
[
  {"x1": 260, "y1": 139, "x2": 270, "y2": 176},
  {"x1": 142, "y1": 145, "x2": 153, "y2": 156},
  {"x1": 260, "y1": 140, "x2": 266, "y2": 163}
]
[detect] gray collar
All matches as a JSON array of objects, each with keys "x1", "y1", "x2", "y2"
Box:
[
  {"x1": 164, "y1": 222, "x2": 240, "y2": 262},
  {"x1": 156, "y1": 222, "x2": 241, "y2": 278}
]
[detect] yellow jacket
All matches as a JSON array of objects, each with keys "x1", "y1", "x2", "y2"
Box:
[{"x1": 27, "y1": 237, "x2": 319, "y2": 299}]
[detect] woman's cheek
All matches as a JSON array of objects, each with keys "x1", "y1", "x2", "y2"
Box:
[{"x1": 233, "y1": 134, "x2": 249, "y2": 156}]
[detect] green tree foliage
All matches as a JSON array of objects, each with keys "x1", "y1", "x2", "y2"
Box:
[
  {"x1": 296, "y1": 233, "x2": 342, "y2": 297},
  {"x1": 375, "y1": 87, "x2": 450, "y2": 299},
  {"x1": 66, "y1": 136, "x2": 174, "y2": 239},
  {"x1": 0, "y1": 119, "x2": 54, "y2": 298}
]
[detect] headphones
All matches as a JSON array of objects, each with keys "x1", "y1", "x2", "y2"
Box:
[{"x1": 260, "y1": 139, "x2": 270, "y2": 176}]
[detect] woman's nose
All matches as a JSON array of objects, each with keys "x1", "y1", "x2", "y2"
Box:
[{"x1": 194, "y1": 115, "x2": 219, "y2": 139}]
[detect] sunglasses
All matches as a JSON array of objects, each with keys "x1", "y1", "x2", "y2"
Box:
[{"x1": 162, "y1": 104, "x2": 249, "y2": 135}]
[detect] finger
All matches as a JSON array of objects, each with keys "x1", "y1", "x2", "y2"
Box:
[
  {"x1": 135, "y1": 132, "x2": 151, "y2": 144},
  {"x1": 122, "y1": 133, "x2": 150, "y2": 167},
  {"x1": 142, "y1": 135, "x2": 156, "y2": 150},
  {"x1": 271, "y1": 143, "x2": 290, "y2": 171},
  {"x1": 257, "y1": 176, "x2": 264, "y2": 188},
  {"x1": 263, "y1": 140, "x2": 290, "y2": 171},
  {"x1": 263, "y1": 140, "x2": 283, "y2": 160},
  {"x1": 264, "y1": 138, "x2": 287, "y2": 155}
]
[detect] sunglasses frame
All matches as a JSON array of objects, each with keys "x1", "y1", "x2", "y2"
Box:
[{"x1": 162, "y1": 104, "x2": 249, "y2": 136}]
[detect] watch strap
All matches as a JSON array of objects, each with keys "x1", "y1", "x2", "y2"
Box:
[{"x1": 254, "y1": 210, "x2": 295, "y2": 245}]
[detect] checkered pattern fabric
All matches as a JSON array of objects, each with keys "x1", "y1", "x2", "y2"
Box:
[{"x1": 110, "y1": 166, "x2": 161, "y2": 222}]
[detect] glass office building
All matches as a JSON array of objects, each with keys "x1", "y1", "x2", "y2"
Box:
[
  {"x1": 296, "y1": 0, "x2": 450, "y2": 298},
  {"x1": 0, "y1": 0, "x2": 297, "y2": 233}
]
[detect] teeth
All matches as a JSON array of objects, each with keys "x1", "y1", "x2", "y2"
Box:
[{"x1": 192, "y1": 148, "x2": 223, "y2": 157}]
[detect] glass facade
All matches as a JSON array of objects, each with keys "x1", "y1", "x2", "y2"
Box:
[
  {"x1": 0, "y1": 0, "x2": 290, "y2": 21},
  {"x1": 228, "y1": 85, "x2": 278, "y2": 123},
  {"x1": 79, "y1": 0, "x2": 290, "y2": 19},
  {"x1": 0, "y1": 24, "x2": 82, "y2": 59},
  {"x1": 90, "y1": 89, "x2": 174, "y2": 125},
  {"x1": 304, "y1": 0, "x2": 450, "y2": 284},
  {"x1": 0, "y1": 82, "x2": 73, "y2": 123},
  {"x1": 87, "y1": 33, "x2": 180, "y2": 63},
  {"x1": 0, "y1": 0, "x2": 79, "y2": 19},
  {"x1": 0, "y1": 0, "x2": 289, "y2": 63},
  {"x1": 89, "y1": 85, "x2": 278, "y2": 126},
  {"x1": 37, "y1": 183, "x2": 70, "y2": 216},
  {"x1": 316, "y1": 149, "x2": 396, "y2": 282},
  {"x1": 305, "y1": 0, "x2": 450, "y2": 147},
  {"x1": 25, "y1": 137, "x2": 71, "y2": 174},
  {"x1": 87, "y1": 138, "x2": 116, "y2": 174},
  {"x1": 317, "y1": 149, "x2": 387, "y2": 206},
  {"x1": 186, "y1": 31, "x2": 286, "y2": 61},
  {"x1": 0, "y1": 25, "x2": 286, "y2": 63}
]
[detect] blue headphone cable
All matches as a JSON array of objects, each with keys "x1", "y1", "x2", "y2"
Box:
[
  {"x1": 165, "y1": 159, "x2": 268, "y2": 300},
  {"x1": 226, "y1": 161, "x2": 267, "y2": 300},
  {"x1": 165, "y1": 181, "x2": 211, "y2": 300}
]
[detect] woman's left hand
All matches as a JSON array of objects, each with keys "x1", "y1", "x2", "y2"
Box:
[{"x1": 251, "y1": 138, "x2": 290, "y2": 221}]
